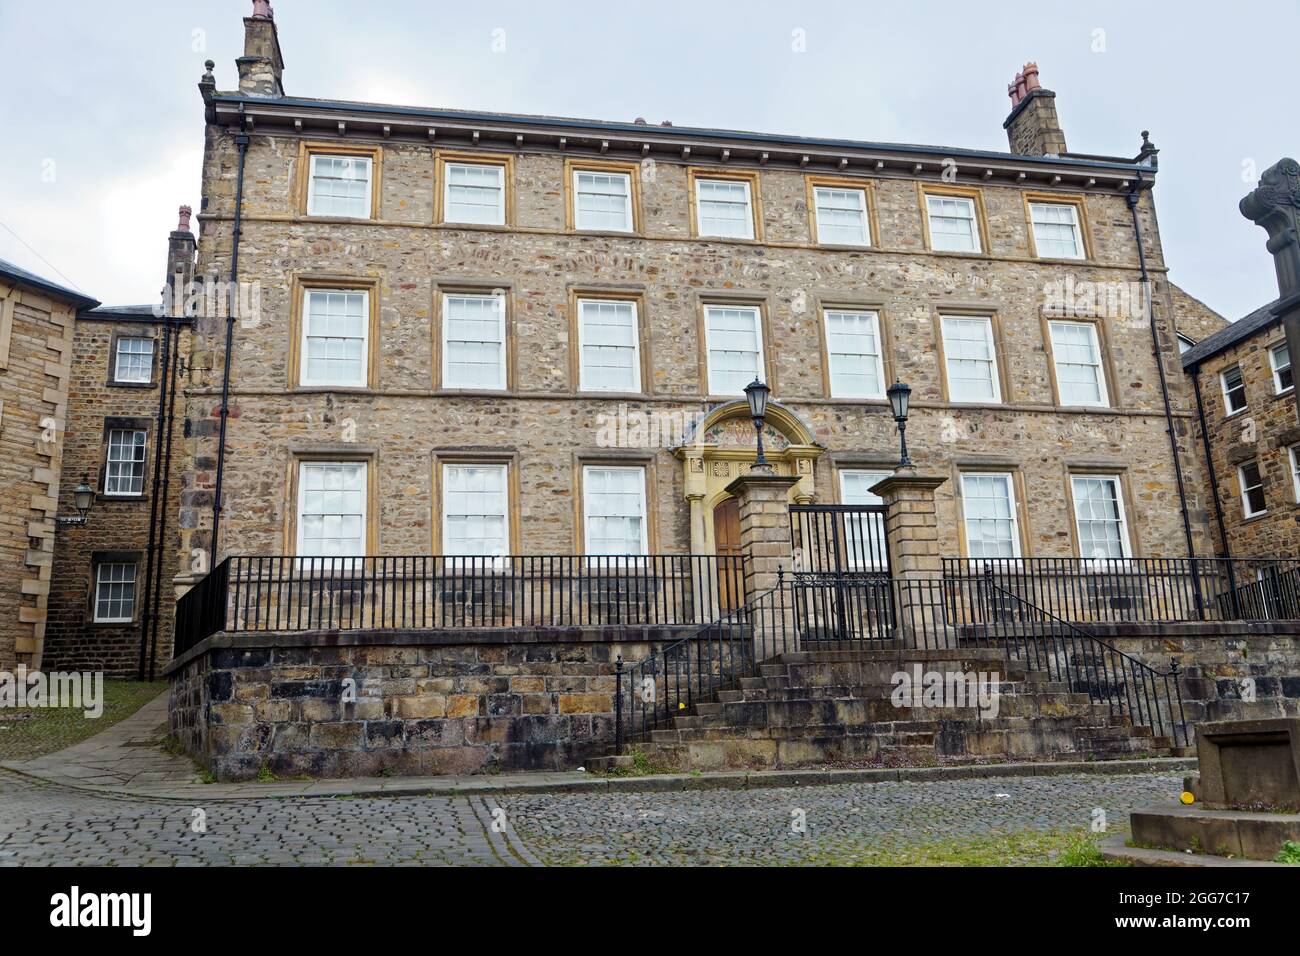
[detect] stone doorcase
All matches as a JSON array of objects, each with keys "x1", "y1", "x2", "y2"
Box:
[{"x1": 674, "y1": 400, "x2": 824, "y2": 556}]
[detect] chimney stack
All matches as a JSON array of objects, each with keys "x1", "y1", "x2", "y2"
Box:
[
  {"x1": 237, "y1": 0, "x2": 285, "y2": 97},
  {"x1": 1003, "y1": 63, "x2": 1067, "y2": 157},
  {"x1": 165, "y1": 205, "x2": 197, "y2": 313}
]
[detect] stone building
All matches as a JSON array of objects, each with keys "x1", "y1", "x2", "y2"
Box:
[
  {"x1": 166, "y1": 5, "x2": 1300, "y2": 781},
  {"x1": 1182, "y1": 300, "x2": 1300, "y2": 560},
  {"x1": 0, "y1": 260, "x2": 97, "y2": 670},
  {"x1": 178, "y1": 9, "x2": 1222, "y2": 585},
  {"x1": 40, "y1": 212, "x2": 195, "y2": 678}
]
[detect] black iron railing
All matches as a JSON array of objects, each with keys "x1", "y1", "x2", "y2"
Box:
[
  {"x1": 173, "y1": 554, "x2": 748, "y2": 657},
  {"x1": 942, "y1": 557, "x2": 1300, "y2": 625}
]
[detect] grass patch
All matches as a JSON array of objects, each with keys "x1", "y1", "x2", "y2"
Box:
[
  {"x1": 819, "y1": 829, "x2": 1127, "y2": 867},
  {"x1": 596, "y1": 748, "x2": 681, "y2": 777},
  {"x1": 0, "y1": 681, "x2": 165, "y2": 761},
  {"x1": 1277, "y1": 841, "x2": 1300, "y2": 865}
]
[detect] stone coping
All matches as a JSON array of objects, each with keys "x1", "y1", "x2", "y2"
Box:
[
  {"x1": 163, "y1": 623, "x2": 703, "y2": 676},
  {"x1": 3, "y1": 756, "x2": 1197, "y2": 804}
]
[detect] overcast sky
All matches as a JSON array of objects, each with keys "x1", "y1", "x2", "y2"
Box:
[{"x1": 1, "y1": 0, "x2": 1296, "y2": 321}]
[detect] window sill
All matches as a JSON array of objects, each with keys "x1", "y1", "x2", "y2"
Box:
[
  {"x1": 924, "y1": 249, "x2": 991, "y2": 259},
  {"x1": 568, "y1": 228, "x2": 642, "y2": 239},
  {"x1": 1274, "y1": 388, "x2": 1295, "y2": 399},
  {"x1": 574, "y1": 390, "x2": 652, "y2": 400},
  {"x1": 1223, "y1": 408, "x2": 1249, "y2": 420},
  {"x1": 98, "y1": 494, "x2": 146, "y2": 503},
  {"x1": 302, "y1": 213, "x2": 377, "y2": 225},
  {"x1": 107, "y1": 380, "x2": 156, "y2": 390},
  {"x1": 294, "y1": 385, "x2": 373, "y2": 393},
  {"x1": 1241, "y1": 511, "x2": 1270, "y2": 524},
  {"x1": 814, "y1": 242, "x2": 874, "y2": 252},
  {"x1": 1033, "y1": 255, "x2": 1091, "y2": 266},
  {"x1": 437, "y1": 221, "x2": 512, "y2": 232}
]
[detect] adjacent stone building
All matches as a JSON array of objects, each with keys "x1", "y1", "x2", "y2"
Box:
[
  {"x1": 1183, "y1": 301, "x2": 1300, "y2": 558},
  {"x1": 0, "y1": 260, "x2": 98, "y2": 670},
  {"x1": 178, "y1": 10, "x2": 1224, "y2": 589},
  {"x1": 38, "y1": 213, "x2": 195, "y2": 678}
]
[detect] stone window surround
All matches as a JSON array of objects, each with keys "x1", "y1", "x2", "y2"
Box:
[
  {"x1": 431, "y1": 279, "x2": 516, "y2": 394},
  {"x1": 695, "y1": 293, "x2": 776, "y2": 400},
  {"x1": 1220, "y1": 363, "x2": 1248, "y2": 417},
  {"x1": 286, "y1": 275, "x2": 382, "y2": 390},
  {"x1": 1290, "y1": 445, "x2": 1300, "y2": 504},
  {"x1": 1040, "y1": 313, "x2": 1120, "y2": 410},
  {"x1": 571, "y1": 451, "x2": 659, "y2": 555},
  {"x1": 282, "y1": 448, "x2": 380, "y2": 556},
  {"x1": 0, "y1": 285, "x2": 14, "y2": 369},
  {"x1": 98, "y1": 416, "x2": 153, "y2": 502},
  {"x1": 87, "y1": 550, "x2": 144, "y2": 628},
  {"x1": 1063, "y1": 467, "x2": 1139, "y2": 560},
  {"x1": 917, "y1": 182, "x2": 991, "y2": 256},
  {"x1": 563, "y1": 157, "x2": 643, "y2": 236},
  {"x1": 933, "y1": 308, "x2": 1008, "y2": 405},
  {"x1": 1268, "y1": 337, "x2": 1294, "y2": 396},
  {"x1": 429, "y1": 450, "x2": 523, "y2": 555},
  {"x1": 804, "y1": 175, "x2": 879, "y2": 248},
  {"x1": 1021, "y1": 191, "x2": 1093, "y2": 262},
  {"x1": 433, "y1": 149, "x2": 516, "y2": 228},
  {"x1": 295, "y1": 141, "x2": 383, "y2": 221},
  {"x1": 686, "y1": 167, "x2": 764, "y2": 242},
  {"x1": 565, "y1": 286, "x2": 652, "y2": 397},
  {"x1": 951, "y1": 461, "x2": 1032, "y2": 560},
  {"x1": 107, "y1": 330, "x2": 158, "y2": 388}
]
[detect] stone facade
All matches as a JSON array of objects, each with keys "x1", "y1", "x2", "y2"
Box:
[
  {"x1": 1184, "y1": 306, "x2": 1300, "y2": 557},
  {"x1": 43, "y1": 308, "x2": 191, "y2": 677},
  {"x1": 173, "y1": 13, "x2": 1223, "y2": 598},
  {"x1": 168, "y1": 628, "x2": 690, "y2": 780},
  {"x1": 0, "y1": 263, "x2": 94, "y2": 669}
]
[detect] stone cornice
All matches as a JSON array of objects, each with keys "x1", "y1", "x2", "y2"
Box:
[{"x1": 210, "y1": 94, "x2": 1156, "y2": 193}]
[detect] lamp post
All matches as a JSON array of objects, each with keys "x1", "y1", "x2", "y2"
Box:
[
  {"x1": 744, "y1": 378, "x2": 773, "y2": 473},
  {"x1": 887, "y1": 380, "x2": 913, "y2": 468},
  {"x1": 56, "y1": 482, "x2": 95, "y2": 527}
]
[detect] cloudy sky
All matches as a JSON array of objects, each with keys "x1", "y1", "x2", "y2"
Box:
[{"x1": 1, "y1": 0, "x2": 1295, "y2": 320}]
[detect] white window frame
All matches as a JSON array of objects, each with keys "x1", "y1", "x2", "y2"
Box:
[
  {"x1": 824, "y1": 308, "x2": 886, "y2": 399},
  {"x1": 573, "y1": 169, "x2": 634, "y2": 233},
  {"x1": 703, "y1": 304, "x2": 765, "y2": 397},
  {"x1": 441, "y1": 463, "x2": 511, "y2": 557},
  {"x1": 1221, "y1": 364, "x2": 1248, "y2": 415},
  {"x1": 1290, "y1": 445, "x2": 1300, "y2": 503},
  {"x1": 960, "y1": 472, "x2": 1022, "y2": 561},
  {"x1": 578, "y1": 298, "x2": 641, "y2": 393},
  {"x1": 925, "y1": 194, "x2": 981, "y2": 253},
  {"x1": 838, "y1": 469, "x2": 890, "y2": 570},
  {"x1": 104, "y1": 428, "x2": 147, "y2": 497},
  {"x1": 582, "y1": 465, "x2": 649, "y2": 556},
  {"x1": 294, "y1": 460, "x2": 369, "y2": 562},
  {"x1": 940, "y1": 315, "x2": 1001, "y2": 404},
  {"x1": 1069, "y1": 475, "x2": 1133, "y2": 563},
  {"x1": 813, "y1": 185, "x2": 870, "y2": 246},
  {"x1": 1028, "y1": 201, "x2": 1085, "y2": 260},
  {"x1": 93, "y1": 562, "x2": 138, "y2": 624},
  {"x1": 113, "y1": 336, "x2": 155, "y2": 384},
  {"x1": 299, "y1": 288, "x2": 370, "y2": 389},
  {"x1": 306, "y1": 154, "x2": 373, "y2": 219},
  {"x1": 443, "y1": 162, "x2": 506, "y2": 225},
  {"x1": 1238, "y1": 461, "x2": 1267, "y2": 519},
  {"x1": 442, "y1": 292, "x2": 507, "y2": 391},
  {"x1": 1048, "y1": 320, "x2": 1109, "y2": 407},
  {"x1": 1270, "y1": 343, "x2": 1293, "y2": 395},
  {"x1": 694, "y1": 177, "x2": 755, "y2": 240}
]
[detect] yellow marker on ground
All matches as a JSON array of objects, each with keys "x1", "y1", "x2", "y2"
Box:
[{"x1": 1180, "y1": 791, "x2": 1195, "y2": 805}]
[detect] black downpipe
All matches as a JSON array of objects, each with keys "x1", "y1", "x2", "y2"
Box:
[
  {"x1": 137, "y1": 312, "x2": 174, "y2": 680},
  {"x1": 211, "y1": 126, "x2": 250, "y2": 563},
  {"x1": 147, "y1": 320, "x2": 184, "y2": 681},
  {"x1": 1127, "y1": 180, "x2": 1198, "y2": 553},
  {"x1": 1128, "y1": 175, "x2": 1202, "y2": 616}
]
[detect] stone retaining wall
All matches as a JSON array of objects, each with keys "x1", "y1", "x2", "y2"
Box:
[{"x1": 166, "y1": 627, "x2": 690, "y2": 781}]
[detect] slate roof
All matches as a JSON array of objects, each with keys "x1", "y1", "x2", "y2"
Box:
[
  {"x1": 0, "y1": 257, "x2": 99, "y2": 310},
  {"x1": 1181, "y1": 299, "x2": 1283, "y2": 368}
]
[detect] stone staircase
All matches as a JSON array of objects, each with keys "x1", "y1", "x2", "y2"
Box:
[{"x1": 588, "y1": 646, "x2": 1188, "y2": 773}]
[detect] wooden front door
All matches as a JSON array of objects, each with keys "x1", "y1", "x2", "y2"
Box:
[{"x1": 713, "y1": 497, "x2": 745, "y2": 611}]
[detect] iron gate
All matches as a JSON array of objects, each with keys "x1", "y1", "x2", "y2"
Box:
[{"x1": 788, "y1": 504, "x2": 894, "y2": 642}]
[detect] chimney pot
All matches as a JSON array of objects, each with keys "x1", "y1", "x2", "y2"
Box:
[
  {"x1": 178, "y1": 205, "x2": 193, "y2": 233},
  {"x1": 251, "y1": 0, "x2": 273, "y2": 18},
  {"x1": 1022, "y1": 62, "x2": 1041, "y2": 92}
]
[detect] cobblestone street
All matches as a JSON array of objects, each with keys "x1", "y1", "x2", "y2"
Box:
[{"x1": 0, "y1": 768, "x2": 1182, "y2": 866}]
